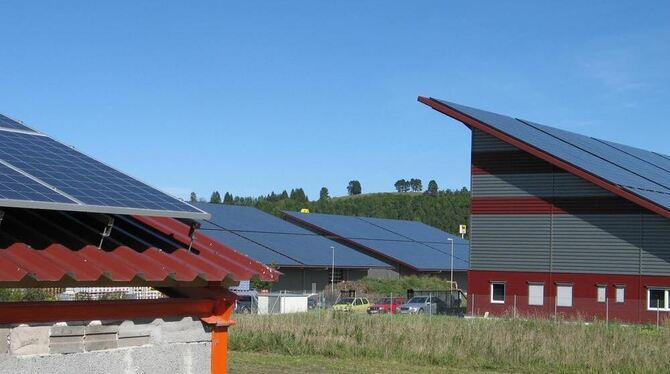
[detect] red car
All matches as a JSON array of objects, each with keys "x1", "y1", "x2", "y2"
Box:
[{"x1": 367, "y1": 297, "x2": 406, "y2": 314}]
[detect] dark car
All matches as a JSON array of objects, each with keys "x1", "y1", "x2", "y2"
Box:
[{"x1": 235, "y1": 295, "x2": 258, "y2": 314}]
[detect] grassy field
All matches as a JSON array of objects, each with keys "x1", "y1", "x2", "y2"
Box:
[{"x1": 230, "y1": 312, "x2": 670, "y2": 373}]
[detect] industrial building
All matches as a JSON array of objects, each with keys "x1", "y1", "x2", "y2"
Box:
[
  {"x1": 0, "y1": 114, "x2": 276, "y2": 373},
  {"x1": 283, "y1": 211, "x2": 470, "y2": 290},
  {"x1": 420, "y1": 97, "x2": 670, "y2": 324},
  {"x1": 193, "y1": 203, "x2": 390, "y2": 291}
]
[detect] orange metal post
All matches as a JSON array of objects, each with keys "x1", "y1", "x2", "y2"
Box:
[{"x1": 201, "y1": 296, "x2": 236, "y2": 374}]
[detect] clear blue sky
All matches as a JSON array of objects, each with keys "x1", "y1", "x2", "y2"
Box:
[{"x1": 1, "y1": 1, "x2": 668, "y2": 200}]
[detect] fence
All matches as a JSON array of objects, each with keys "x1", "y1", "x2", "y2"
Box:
[{"x1": 468, "y1": 294, "x2": 670, "y2": 326}]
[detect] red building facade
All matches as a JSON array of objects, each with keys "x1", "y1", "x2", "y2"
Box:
[{"x1": 420, "y1": 97, "x2": 670, "y2": 324}]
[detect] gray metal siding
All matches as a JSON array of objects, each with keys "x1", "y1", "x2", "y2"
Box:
[
  {"x1": 472, "y1": 129, "x2": 518, "y2": 152},
  {"x1": 471, "y1": 215, "x2": 551, "y2": 271},
  {"x1": 470, "y1": 131, "x2": 670, "y2": 275},
  {"x1": 472, "y1": 173, "x2": 615, "y2": 197},
  {"x1": 552, "y1": 215, "x2": 641, "y2": 274},
  {"x1": 642, "y1": 215, "x2": 670, "y2": 275}
]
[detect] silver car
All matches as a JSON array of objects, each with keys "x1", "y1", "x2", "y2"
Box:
[{"x1": 396, "y1": 296, "x2": 447, "y2": 315}]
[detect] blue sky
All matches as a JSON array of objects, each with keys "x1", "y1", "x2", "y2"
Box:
[{"x1": 1, "y1": 1, "x2": 668, "y2": 200}]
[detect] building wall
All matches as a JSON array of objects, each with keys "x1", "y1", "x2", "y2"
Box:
[
  {"x1": 272, "y1": 267, "x2": 369, "y2": 292},
  {"x1": 0, "y1": 317, "x2": 211, "y2": 374},
  {"x1": 469, "y1": 129, "x2": 670, "y2": 323}
]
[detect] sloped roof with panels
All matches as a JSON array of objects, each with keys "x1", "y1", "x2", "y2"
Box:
[
  {"x1": 282, "y1": 211, "x2": 469, "y2": 272},
  {"x1": 418, "y1": 97, "x2": 670, "y2": 220}
]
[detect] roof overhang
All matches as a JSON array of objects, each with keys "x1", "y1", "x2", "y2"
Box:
[{"x1": 418, "y1": 96, "x2": 670, "y2": 220}]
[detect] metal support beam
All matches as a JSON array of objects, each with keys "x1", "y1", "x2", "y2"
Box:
[{"x1": 201, "y1": 293, "x2": 237, "y2": 374}]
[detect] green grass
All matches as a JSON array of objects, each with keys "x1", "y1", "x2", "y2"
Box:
[
  {"x1": 229, "y1": 351, "x2": 494, "y2": 373},
  {"x1": 230, "y1": 312, "x2": 670, "y2": 373}
]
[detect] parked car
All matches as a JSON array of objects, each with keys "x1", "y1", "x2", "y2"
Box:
[
  {"x1": 396, "y1": 295, "x2": 448, "y2": 315},
  {"x1": 307, "y1": 294, "x2": 320, "y2": 310},
  {"x1": 332, "y1": 297, "x2": 370, "y2": 313},
  {"x1": 235, "y1": 295, "x2": 258, "y2": 314},
  {"x1": 367, "y1": 297, "x2": 405, "y2": 314}
]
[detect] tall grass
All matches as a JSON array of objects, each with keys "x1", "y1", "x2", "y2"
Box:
[{"x1": 230, "y1": 313, "x2": 670, "y2": 373}]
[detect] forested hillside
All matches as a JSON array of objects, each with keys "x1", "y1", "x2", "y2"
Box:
[{"x1": 193, "y1": 182, "x2": 470, "y2": 236}]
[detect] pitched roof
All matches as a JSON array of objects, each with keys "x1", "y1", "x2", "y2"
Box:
[
  {"x1": 193, "y1": 203, "x2": 391, "y2": 269},
  {"x1": 0, "y1": 207, "x2": 278, "y2": 285},
  {"x1": 282, "y1": 211, "x2": 469, "y2": 272},
  {"x1": 419, "y1": 97, "x2": 670, "y2": 220}
]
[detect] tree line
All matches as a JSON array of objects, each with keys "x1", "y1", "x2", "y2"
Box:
[{"x1": 189, "y1": 179, "x2": 469, "y2": 236}]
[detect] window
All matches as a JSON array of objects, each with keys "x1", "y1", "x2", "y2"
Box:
[
  {"x1": 490, "y1": 282, "x2": 505, "y2": 304},
  {"x1": 648, "y1": 288, "x2": 669, "y2": 311},
  {"x1": 556, "y1": 284, "x2": 573, "y2": 307},
  {"x1": 354, "y1": 298, "x2": 363, "y2": 306},
  {"x1": 528, "y1": 283, "x2": 544, "y2": 306},
  {"x1": 615, "y1": 286, "x2": 625, "y2": 304},
  {"x1": 597, "y1": 285, "x2": 607, "y2": 303}
]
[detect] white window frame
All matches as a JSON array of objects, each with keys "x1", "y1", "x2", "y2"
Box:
[
  {"x1": 596, "y1": 285, "x2": 607, "y2": 303},
  {"x1": 647, "y1": 288, "x2": 670, "y2": 311},
  {"x1": 615, "y1": 286, "x2": 625, "y2": 304},
  {"x1": 490, "y1": 282, "x2": 505, "y2": 304},
  {"x1": 556, "y1": 284, "x2": 573, "y2": 307},
  {"x1": 528, "y1": 283, "x2": 544, "y2": 306}
]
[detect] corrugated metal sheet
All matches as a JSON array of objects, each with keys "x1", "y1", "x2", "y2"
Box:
[
  {"x1": 472, "y1": 173, "x2": 614, "y2": 198},
  {"x1": 0, "y1": 208, "x2": 278, "y2": 285},
  {"x1": 642, "y1": 214, "x2": 670, "y2": 275},
  {"x1": 472, "y1": 129, "x2": 518, "y2": 152},
  {"x1": 469, "y1": 215, "x2": 551, "y2": 271}
]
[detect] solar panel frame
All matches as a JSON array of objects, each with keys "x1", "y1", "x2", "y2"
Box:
[
  {"x1": 0, "y1": 129, "x2": 208, "y2": 219},
  {"x1": 0, "y1": 114, "x2": 37, "y2": 133},
  {"x1": 283, "y1": 211, "x2": 409, "y2": 241}
]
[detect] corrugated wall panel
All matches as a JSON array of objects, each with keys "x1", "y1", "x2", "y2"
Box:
[
  {"x1": 470, "y1": 215, "x2": 550, "y2": 271},
  {"x1": 472, "y1": 129, "x2": 518, "y2": 152},
  {"x1": 642, "y1": 214, "x2": 670, "y2": 275},
  {"x1": 552, "y1": 215, "x2": 641, "y2": 274},
  {"x1": 472, "y1": 173, "x2": 614, "y2": 197}
]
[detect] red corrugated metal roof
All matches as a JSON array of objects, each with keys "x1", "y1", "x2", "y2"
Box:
[{"x1": 0, "y1": 208, "x2": 279, "y2": 285}]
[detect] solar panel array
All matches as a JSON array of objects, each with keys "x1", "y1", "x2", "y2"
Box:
[
  {"x1": 194, "y1": 203, "x2": 390, "y2": 268},
  {"x1": 0, "y1": 114, "x2": 35, "y2": 132},
  {"x1": 434, "y1": 99, "x2": 670, "y2": 216},
  {"x1": 0, "y1": 114, "x2": 206, "y2": 219},
  {"x1": 282, "y1": 211, "x2": 470, "y2": 271}
]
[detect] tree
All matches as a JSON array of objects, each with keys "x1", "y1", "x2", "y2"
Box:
[
  {"x1": 394, "y1": 179, "x2": 406, "y2": 192},
  {"x1": 189, "y1": 192, "x2": 198, "y2": 203},
  {"x1": 279, "y1": 190, "x2": 289, "y2": 200},
  {"x1": 223, "y1": 192, "x2": 234, "y2": 204},
  {"x1": 410, "y1": 178, "x2": 423, "y2": 192},
  {"x1": 347, "y1": 180, "x2": 362, "y2": 195},
  {"x1": 426, "y1": 180, "x2": 438, "y2": 196},
  {"x1": 210, "y1": 191, "x2": 222, "y2": 204},
  {"x1": 319, "y1": 187, "x2": 330, "y2": 201}
]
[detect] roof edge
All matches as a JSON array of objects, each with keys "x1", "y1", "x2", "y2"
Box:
[{"x1": 418, "y1": 96, "x2": 670, "y2": 221}]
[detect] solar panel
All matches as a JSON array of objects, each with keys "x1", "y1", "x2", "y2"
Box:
[
  {"x1": 283, "y1": 211, "x2": 470, "y2": 271},
  {"x1": 433, "y1": 99, "x2": 670, "y2": 214},
  {"x1": 355, "y1": 239, "x2": 463, "y2": 271},
  {"x1": 359, "y1": 216, "x2": 468, "y2": 244},
  {"x1": 0, "y1": 119, "x2": 207, "y2": 219},
  {"x1": 195, "y1": 203, "x2": 389, "y2": 268},
  {"x1": 283, "y1": 211, "x2": 408, "y2": 241},
  {"x1": 0, "y1": 162, "x2": 74, "y2": 203},
  {"x1": 194, "y1": 203, "x2": 306, "y2": 234},
  {"x1": 199, "y1": 229, "x2": 301, "y2": 266},
  {"x1": 0, "y1": 114, "x2": 36, "y2": 133}
]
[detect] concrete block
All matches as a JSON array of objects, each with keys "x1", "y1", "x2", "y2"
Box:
[
  {"x1": 118, "y1": 335, "x2": 151, "y2": 348},
  {"x1": 156, "y1": 317, "x2": 209, "y2": 344},
  {"x1": 49, "y1": 335, "x2": 84, "y2": 354},
  {"x1": 0, "y1": 328, "x2": 9, "y2": 354},
  {"x1": 84, "y1": 333, "x2": 118, "y2": 352},
  {"x1": 9, "y1": 326, "x2": 50, "y2": 355},
  {"x1": 85, "y1": 324, "x2": 119, "y2": 335},
  {"x1": 50, "y1": 325, "x2": 85, "y2": 337},
  {"x1": 118, "y1": 320, "x2": 157, "y2": 343}
]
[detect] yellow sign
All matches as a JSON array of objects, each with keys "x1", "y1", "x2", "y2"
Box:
[
  {"x1": 300, "y1": 208, "x2": 310, "y2": 213},
  {"x1": 459, "y1": 225, "x2": 467, "y2": 234}
]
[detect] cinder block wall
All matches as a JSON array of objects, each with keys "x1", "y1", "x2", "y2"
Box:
[{"x1": 0, "y1": 317, "x2": 211, "y2": 374}]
